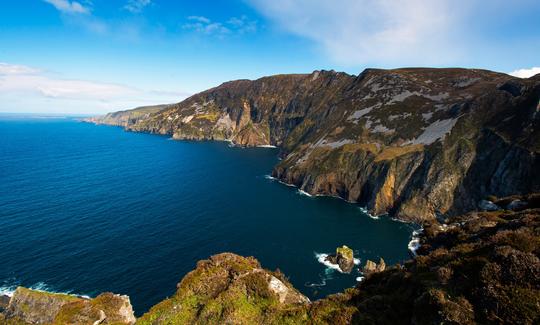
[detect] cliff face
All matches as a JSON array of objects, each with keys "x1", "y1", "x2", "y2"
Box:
[
  {"x1": 86, "y1": 68, "x2": 540, "y2": 221},
  {"x1": 84, "y1": 104, "x2": 170, "y2": 128}
]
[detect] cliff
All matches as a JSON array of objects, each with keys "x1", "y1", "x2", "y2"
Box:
[
  {"x1": 84, "y1": 104, "x2": 170, "y2": 128},
  {"x1": 85, "y1": 68, "x2": 540, "y2": 221},
  {"x1": 3, "y1": 193, "x2": 539, "y2": 324}
]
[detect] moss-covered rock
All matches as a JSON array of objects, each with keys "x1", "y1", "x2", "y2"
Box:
[{"x1": 2, "y1": 287, "x2": 135, "y2": 325}]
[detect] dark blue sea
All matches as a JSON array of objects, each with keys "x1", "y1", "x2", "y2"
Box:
[{"x1": 0, "y1": 116, "x2": 414, "y2": 315}]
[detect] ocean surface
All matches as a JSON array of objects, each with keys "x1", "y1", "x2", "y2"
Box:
[{"x1": 0, "y1": 116, "x2": 415, "y2": 315}]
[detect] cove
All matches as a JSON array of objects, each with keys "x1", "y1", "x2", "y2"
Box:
[{"x1": 0, "y1": 116, "x2": 414, "y2": 315}]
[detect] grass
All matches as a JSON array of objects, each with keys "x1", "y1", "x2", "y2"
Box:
[{"x1": 374, "y1": 144, "x2": 424, "y2": 162}]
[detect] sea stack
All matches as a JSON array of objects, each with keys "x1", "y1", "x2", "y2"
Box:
[{"x1": 325, "y1": 245, "x2": 355, "y2": 273}]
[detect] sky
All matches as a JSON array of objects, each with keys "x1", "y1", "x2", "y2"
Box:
[{"x1": 0, "y1": 0, "x2": 539, "y2": 114}]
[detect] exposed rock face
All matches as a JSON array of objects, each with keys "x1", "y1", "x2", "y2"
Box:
[
  {"x1": 363, "y1": 258, "x2": 386, "y2": 275},
  {"x1": 478, "y1": 199, "x2": 500, "y2": 211},
  {"x1": 86, "y1": 68, "x2": 540, "y2": 221},
  {"x1": 2, "y1": 287, "x2": 135, "y2": 325},
  {"x1": 325, "y1": 245, "x2": 355, "y2": 273},
  {"x1": 0, "y1": 295, "x2": 9, "y2": 313}
]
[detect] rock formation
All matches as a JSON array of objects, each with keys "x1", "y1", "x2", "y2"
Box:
[
  {"x1": 85, "y1": 68, "x2": 540, "y2": 222},
  {"x1": 324, "y1": 245, "x2": 355, "y2": 273},
  {"x1": 136, "y1": 253, "x2": 310, "y2": 324},
  {"x1": 363, "y1": 257, "x2": 386, "y2": 275},
  {"x1": 1, "y1": 287, "x2": 135, "y2": 324}
]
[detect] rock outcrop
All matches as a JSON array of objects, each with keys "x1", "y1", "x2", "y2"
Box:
[
  {"x1": 363, "y1": 258, "x2": 386, "y2": 275},
  {"x1": 86, "y1": 68, "x2": 540, "y2": 222},
  {"x1": 325, "y1": 245, "x2": 355, "y2": 273},
  {"x1": 1, "y1": 287, "x2": 135, "y2": 325},
  {"x1": 137, "y1": 253, "x2": 310, "y2": 324}
]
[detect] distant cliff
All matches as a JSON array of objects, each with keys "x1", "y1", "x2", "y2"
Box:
[
  {"x1": 84, "y1": 104, "x2": 171, "y2": 128},
  {"x1": 86, "y1": 68, "x2": 540, "y2": 222},
  {"x1": 2, "y1": 193, "x2": 539, "y2": 324}
]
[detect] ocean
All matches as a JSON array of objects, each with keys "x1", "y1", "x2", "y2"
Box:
[{"x1": 0, "y1": 116, "x2": 414, "y2": 315}]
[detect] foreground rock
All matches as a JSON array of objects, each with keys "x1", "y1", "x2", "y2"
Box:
[
  {"x1": 1, "y1": 287, "x2": 135, "y2": 324},
  {"x1": 137, "y1": 253, "x2": 311, "y2": 324},
  {"x1": 325, "y1": 245, "x2": 355, "y2": 273}
]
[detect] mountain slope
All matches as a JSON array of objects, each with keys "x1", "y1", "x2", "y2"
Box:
[{"x1": 86, "y1": 68, "x2": 540, "y2": 221}]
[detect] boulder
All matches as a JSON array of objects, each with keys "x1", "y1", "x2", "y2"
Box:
[
  {"x1": 325, "y1": 245, "x2": 355, "y2": 273},
  {"x1": 478, "y1": 200, "x2": 500, "y2": 211},
  {"x1": 0, "y1": 295, "x2": 9, "y2": 313},
  {"x1": 507, "y1": 199, "x2": 528, "y2": 211}
]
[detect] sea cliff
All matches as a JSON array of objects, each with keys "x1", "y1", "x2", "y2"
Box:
[{"x1": 85, "y1": 68, "x2": 540, "y2": 222}]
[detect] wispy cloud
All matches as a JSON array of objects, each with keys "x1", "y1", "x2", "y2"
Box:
[
  {"x1": 0, "y1": 62, "x2": 189, "y2": 113},
  {"x1": 247, "y1": 0, "x2": 460, "y2": 66},
  {"x1": 43, "y1": 0, "x2": 91, "y2": 14},
  {"x1": 509, "y1": 67, "x2": 540, "y2": 79},
  {"x1": 124, "y1": 0, "x2": 152, "y2": 14},
  {"x1": 183, "y1": 15, "x2": 257, "y2": 37},
  {"x1": 0, "y1": 63, "x2": 41, "y2": 75}
]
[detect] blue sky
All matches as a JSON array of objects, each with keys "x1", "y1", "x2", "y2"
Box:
[{"x1": 0, "y1": 0, "x2": 539, "y2": 114}]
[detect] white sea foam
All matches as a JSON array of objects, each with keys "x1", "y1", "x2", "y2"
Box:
[
  {"x1": 256, "y1": 145, "x2": 277, "y2": 148},
  {"x1": 305, "y1": 278, "x2": 327, "y2": 288},
  {"x1": 358, "y1": 207, "x2": 379, "y2": 220},
  {"x1": 315, "y1": 253, "x2": 361, "y2": 273},
  {"x1": 356, "y1": 276, "x2": 365, "y2": 282},
  {"x1": 297, "y1": 189, "x2": 313, "y2": 197},
  {"x1": 315, "y1": 253, "x2": 343, "y2": 273},
  {"x1": 0, "y1": 285, "x2": 16, "y2": 297},
  {"x1": 408, "y1": 229, "x2": 423, "y2": 256},
  {"x1": 0, "y1": 282, "x2": 90, "y2": 299}
]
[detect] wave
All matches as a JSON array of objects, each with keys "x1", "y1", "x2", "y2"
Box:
[
  {"x1": 0, "y1": 282, "x2": 90, "y2": 299},
  {"x1": 256, "y1": 145, "x2": 277, "y2": 148},
  {"x1": 408, "y1": 228, "x2": 423, "y2": 256},
  {"x1": 297, "y1": 189, "x2": 313, "y2": 197},
  {"x1": 356, "y1": 276, "x2": 365, "y2": 282},
  {"x1": 315, "y1": 253, "x2": 361, "y2": 273},
  {"x1": 315, "y1": 253, "x2": 343, "y2": 273},
  {"x1": 304, "y1": 278, "x2": 327, "y2": 288},
  {"x1": 358, "y1": 207, "x2": 379, "y2": 220}
]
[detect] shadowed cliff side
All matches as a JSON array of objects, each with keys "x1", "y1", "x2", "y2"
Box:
[{"x1": 85, "y1": 68, "x2": 540, "y2": 222}]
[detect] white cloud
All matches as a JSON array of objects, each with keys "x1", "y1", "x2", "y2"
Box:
[
  {"x1": 183, "y1": 16, "x2": 231, "y2": 36},
  {"x1": 509, "y1": 67, "x2": 540, "y2": 78},
  {"x1": 0, "y1": 62, "x2": 189, "y2": 114},
  {"x1": 0, "y1": 63, "x2": 41, "y2": 75},
  {"x1": 247, "y1": 0, "x2": 466, "y2": 66},
  {"x1": 124, "y1": 0, "x2": 152, "y2": 13},
  {"x1": 43, "y1": 0, "x2": 90, "y2": 14},
  {"x1": 183, "y1": 15, "x2": 257, "y2": 36}
]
